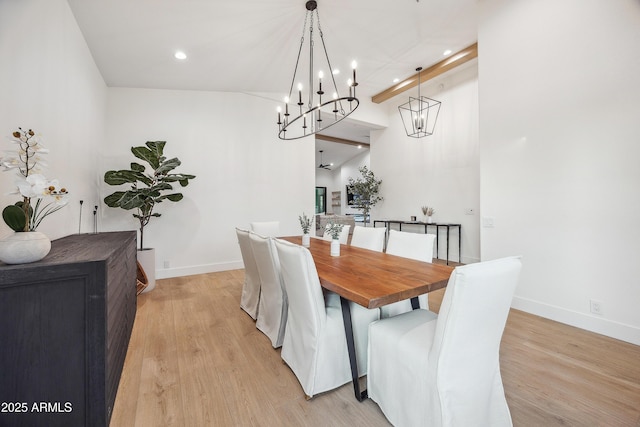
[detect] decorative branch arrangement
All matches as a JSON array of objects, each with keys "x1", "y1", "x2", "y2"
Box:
[
  {"x1": 347, "y1": 166, "x2": 383, "y2": 227},
  {"x1": 421, "y1": 206, "x2": 435, "y2": 216}
]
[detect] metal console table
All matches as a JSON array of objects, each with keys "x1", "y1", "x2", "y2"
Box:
[{"x1": 373, "y1": 220, "x2": 462, "y2": 265}]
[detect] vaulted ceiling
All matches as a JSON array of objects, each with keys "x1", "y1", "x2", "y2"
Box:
[
  {"x1": 67, "y1": 0, "x2": 477, "y2": 98},
  {"x1": 67, "y1": 0, "x2": 477, "y2": 163}
]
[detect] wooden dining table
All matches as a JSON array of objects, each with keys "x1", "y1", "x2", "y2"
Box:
[{"x1": 280, "y1": 235, "x2": 454, "y2": 401}]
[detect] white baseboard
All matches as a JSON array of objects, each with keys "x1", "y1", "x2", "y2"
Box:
[
  {"x1": 511, "y1": 296, "x2": 640, "y2": 346},
  {"x1": 156, "y1": 260, "x2": 243, "y2": 280}
]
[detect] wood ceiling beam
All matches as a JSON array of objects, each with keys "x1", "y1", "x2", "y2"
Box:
[
  {"x1": 371, "y1": 43, "x2": 478, "y2": 104},
  {"x1": 316, "y1": 134, "x2": 370, "y2": 147}
]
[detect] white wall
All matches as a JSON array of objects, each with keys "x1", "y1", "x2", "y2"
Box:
[
  {"x1": 370, "y1": 62, "x2": 480, "y2": 263},
  {"x1": 478, "y1": 0, "x2": 640, "y2": 344},
  {"x1": 0, "y1": 0, "x2": 107, "y2": 240},
  {"x1": 103, "y1": 88, "x2": 315, "y2": 278}
]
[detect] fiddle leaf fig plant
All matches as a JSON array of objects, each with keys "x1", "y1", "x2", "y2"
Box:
[{"x1": 103, "y1": 140, "x2": 195, "y2": 250}]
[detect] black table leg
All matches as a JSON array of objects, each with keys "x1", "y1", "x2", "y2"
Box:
[
  {"x1": 458, "y1": 225, "x2": 462, "y2": 263},
  {"x1": 446, "y1": 225, "x2": 450, "y2": 265},
  {"x1": 340, "y1": 297, "x2": 367, "y2": 401}
]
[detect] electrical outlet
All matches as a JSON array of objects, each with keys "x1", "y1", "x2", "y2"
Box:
[
  {"x1": 482, "y1": 217, "x2": 495, "y2": 228},
  {"x1": 163, "y1": 260, "x2": 171, "y2": 269},
  {"x1": 590, "y1": 299, "x2": 603, "y2": 315},
  {"x1": 465, "y1": 208, "x2": 475, "y2": 215}
]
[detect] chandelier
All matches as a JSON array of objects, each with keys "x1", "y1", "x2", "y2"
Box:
[
  {"x1": 398, "y1": 67, "x2": 441, "y2": 138},
  {"x1": 277, "y1": 0, "x2": 359, "y2": 140}
]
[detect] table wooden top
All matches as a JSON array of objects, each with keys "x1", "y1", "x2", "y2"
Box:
[{"x1": 280, "y1": 236, "x2": 454, "y2": 309}]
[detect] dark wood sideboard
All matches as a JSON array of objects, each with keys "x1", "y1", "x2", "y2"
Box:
[{"x1": 0, "y1": 231, "x2": 137, "y2": 427}]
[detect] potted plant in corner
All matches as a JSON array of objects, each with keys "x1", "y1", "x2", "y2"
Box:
[
  {"x1": 347, "y1": 165, "x2": 383, "y2": 226},
  {"x1": 103, "y1": 140, "x2": 195, "y2": 292}
]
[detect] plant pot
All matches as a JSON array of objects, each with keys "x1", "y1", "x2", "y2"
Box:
[
  {"x1": 331, "y1": 239, "x2": 340, "y2": 256},
  {"x1": 137, "y1": 248, "x2": 156, "y2": 293},
  {"x1": 427, "y1": 216, "x2": 433, "y2": 224},
  {"x1": 0, "y1": 231, "x2": 51, "y2": 264},
  {"x1": 302, "y1": 233, "x2": 311, "y2": 247}
]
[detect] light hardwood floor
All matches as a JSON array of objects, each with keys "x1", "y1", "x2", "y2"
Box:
[{"x1": 112, "y1": 268, "x2": 640, "y2": 426}]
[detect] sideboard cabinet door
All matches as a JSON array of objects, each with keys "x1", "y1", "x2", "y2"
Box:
[{"x1": 0, "y1": 231, "x2": 137, "y2": 427}]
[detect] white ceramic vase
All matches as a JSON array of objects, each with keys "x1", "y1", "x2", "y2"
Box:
[
  {"x1": 137, "y1": 248, "x2": 156, "y2": 293},
  {"x1": 0, "y1": 231, "x2": 51, "y2": 264},
  {"x1": 330, "y1": 239, "x2": 340, "y2": 256},
  {"x1": 302, "y1": 233, "x2": 311, "y2": 247},
  {"x1": 427, "y1": 216, "x2": 433, "y2": 224}
]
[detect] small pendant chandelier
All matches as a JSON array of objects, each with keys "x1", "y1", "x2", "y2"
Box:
[
  {"x1": 277, "y1": 0, "x2": 359, "y2": 140},
  {"x1": 398, "y1": 67, "x2": 441, "y2": 138}
]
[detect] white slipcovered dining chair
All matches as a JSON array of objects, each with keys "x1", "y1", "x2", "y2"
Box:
[
  {"x1": 236, "y1": 228, "x2": 261, "y2": 319},
  {"x1": 250, "y1": 232, "x2": 287, "y2": 348},
  {"x1": 274, "y1": 238, "x2": 379, "y2": 398},
  {"x1": 367, "y1": 256, "x2": 522, "y2": 427},
  {"x1": 250, "y1": 221, "x2": 280, "y2": 237},
  {"x1": 350, "y1": 225, "x2": 386, "y2": 252},
  {"x1": 321, "y1": 223, "x2": 351, "y2": 244},
  {"x1": 382, "y1": 229, "x2": 436, "y2": 317}
]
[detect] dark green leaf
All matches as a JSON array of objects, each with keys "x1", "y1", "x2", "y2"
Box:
[
  {"x1": 130, "y1": 162, "x2": 146, "y2": 172},
  {"x1": 164, "y1": 193, "x2": 183, "y2": 202},
  {"x1": 2, "y1": 205, "x2": 27, "y2": 232}
]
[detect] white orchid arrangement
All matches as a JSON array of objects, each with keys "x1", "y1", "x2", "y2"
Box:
[
  {"x1": 298, "y1": 212, "x2": 313, "y2": 234},
  {"x1": 1, "y1": 128, "x2": 69, "y2": 232},
  {"x1": 326, "y1": 221, "x2": 344, "y2": 240}
]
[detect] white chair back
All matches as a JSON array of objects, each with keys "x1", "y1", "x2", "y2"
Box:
[
  {"x1": 382, "y1": 230, "x2": 436, "y2": 315},
  {"x1": 236, "y1": 227, "x2": 261, "y2": 319},
  {"x1": 250, "y1": 232, "x2": 287, "y2": 348},
  {"x1": 385, "y1": 229, "x2": 435, "y2": 262},
  {"x1": 367, "y1": 256, "x2": 522, "y2": 427},
  {"x1": 350, "y1": 225, "x2": 386, "y2": 252},
  {"x1": 274, "y1": 238, "x2": 379, "y2": 398},
  {"x1": 250, "y1": 221, "x2": 280, "y2": 237},
  {"x1": 322, "y1": 224, "x2": 351, "y2": 244},
  {"x1": 427, "y1": 257, "x2": 522, "y2": 426}
]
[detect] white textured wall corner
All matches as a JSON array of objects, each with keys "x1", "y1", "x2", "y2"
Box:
[{"x1": 478, "y1": 0, "x2": 640, "y2": 344}]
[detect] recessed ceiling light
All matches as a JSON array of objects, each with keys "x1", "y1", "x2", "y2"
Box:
[
  {"x1": 332, "y1": 69, "x2": 340, "y2": 75},
  {"x1": 443, "y1": 49, "x2": 452, "y2": 56},
  {"x1": 393, "y1": 78, "x2": 400, "y2": 83},
  {"x1": 174, "y1": 51, "x2": 187, "y2": 60},
  {"x1": 357, "y1": 145, "x2": 362, "y2": 149}
]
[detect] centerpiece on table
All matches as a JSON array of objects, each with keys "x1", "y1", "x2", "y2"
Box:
[
  {"x1": 326, "y1": 221, "x2": 344, "y2": 256},
  {"x1": 0, "y1": 128, "x2": 69, "y2": 264},
  {"x1": 298, "y1": 212, "x2": 313, "y2": 247}
]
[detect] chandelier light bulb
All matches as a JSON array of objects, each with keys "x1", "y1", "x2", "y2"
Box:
[
  {"x1": 318, "y1": 71, "x2": 324, "y2": 95},
  {"x1": 351, "y1": 60, "x2": 357, "y2": 86}
]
